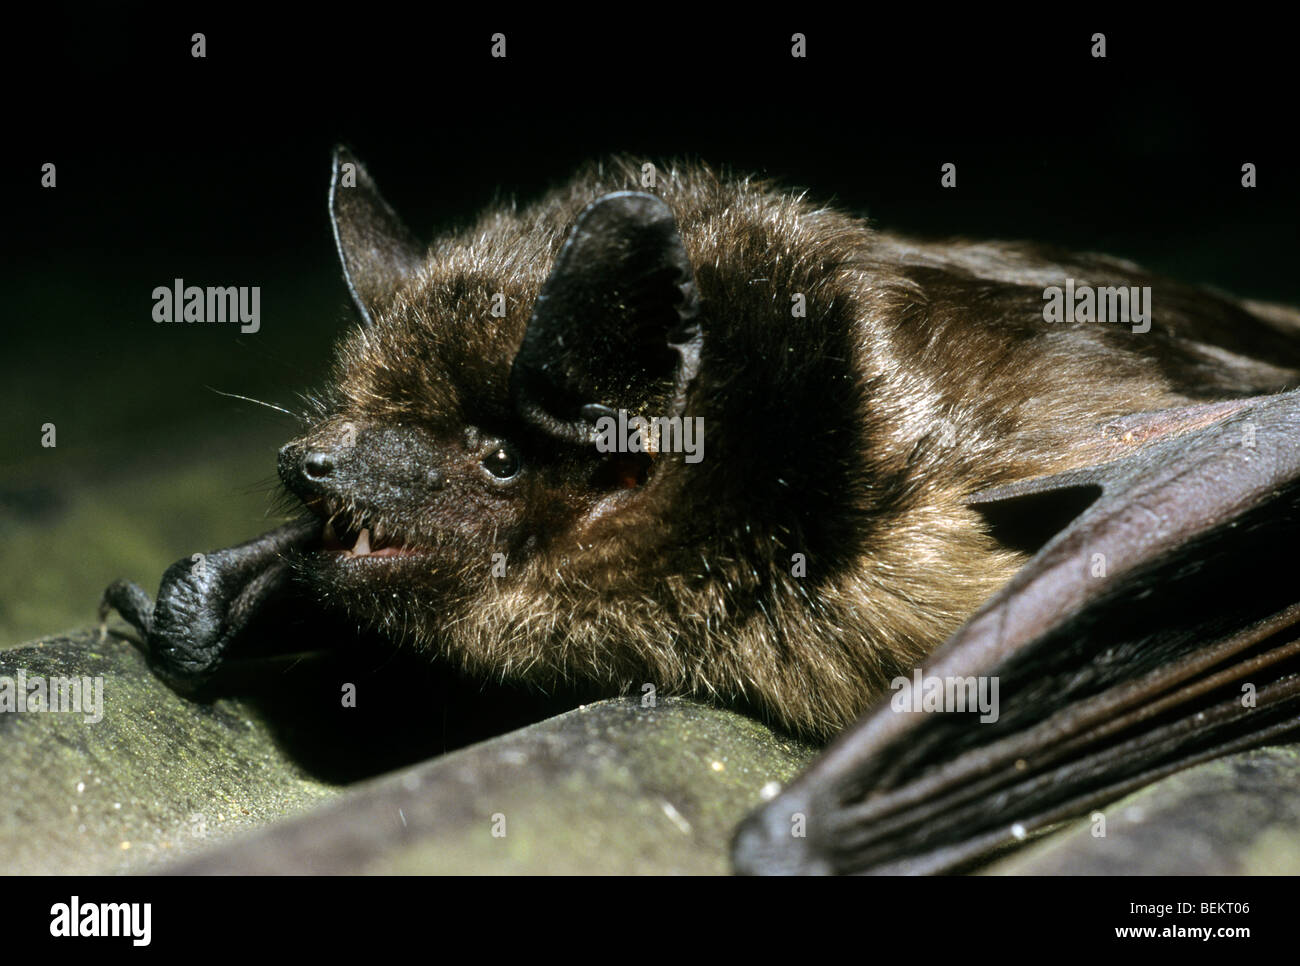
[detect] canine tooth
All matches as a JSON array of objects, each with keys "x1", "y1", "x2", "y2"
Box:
[
  {"x1": 324, "y1": 521, "x2": 338, "y2": 543},
  {"x1": 353, "y1": 528, "x2": 371, "y2": 556}
]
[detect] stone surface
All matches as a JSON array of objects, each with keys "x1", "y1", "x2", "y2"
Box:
[
  {"x1": 982, "y1": 745, "x2": 1300, "y2": 875},
  {"x1": 1, "y1": 629, "x2": 815, "y2": 875},
  {"x1": 168, "y1": 697, "x2": 816, "y2": 875},
  {"x1": 0, "y1": 630, "x2": 340, "y2": 874}
]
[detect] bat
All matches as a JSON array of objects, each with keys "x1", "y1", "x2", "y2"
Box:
[{"x1": 99, "y1": 148, "x2": 1300, "y2": 874}]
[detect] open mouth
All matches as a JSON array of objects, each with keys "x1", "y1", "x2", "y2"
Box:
[{"x1": 318, "y1": 512, "x2": 427, "y2": 559}]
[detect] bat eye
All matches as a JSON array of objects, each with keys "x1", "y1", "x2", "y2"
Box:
[{"x1": 481, "y1": 444, "x2": 522, "y2": 481}]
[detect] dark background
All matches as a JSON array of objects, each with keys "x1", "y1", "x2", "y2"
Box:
[{"x1": 2, "y1": 10, "x2": 1296, "y2": 641}]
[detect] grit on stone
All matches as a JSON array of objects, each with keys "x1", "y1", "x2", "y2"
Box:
[
  {"x1": 0, "y1": 630, "x2": 339, "y2": 874},
  {"x1": 1, "y1": 629, "x2": 815, "y2": 875}
]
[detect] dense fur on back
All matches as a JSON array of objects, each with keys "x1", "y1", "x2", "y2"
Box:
[{"x1": 286, "y1": 156, "x2": 1300, "y2": 741}]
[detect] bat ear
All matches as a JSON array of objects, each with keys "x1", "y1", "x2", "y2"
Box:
[
  {"x1": 329, "y1": 146, "x2": 424, "y2": 326},
  {"x1": 510, "y1": 191, "x2": 703, "y2": 446}
]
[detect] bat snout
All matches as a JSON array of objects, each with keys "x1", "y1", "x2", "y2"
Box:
[
  {"x1": 301, "y1": 450, "x2": 337, "y2": 483},
  {"x1": 278, "y1": 422, "x2": 447, "y2": 512},
  {"x1": 277, "y1": 420, "x2": 378, "y2": 508},
  {"x1": 278, "y1": 438, "x2": 349, "y2": 504}
]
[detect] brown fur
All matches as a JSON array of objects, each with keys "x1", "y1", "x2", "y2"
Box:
[{"x1": 290, "y1": 157, "x2": 1300, "y2": 741}]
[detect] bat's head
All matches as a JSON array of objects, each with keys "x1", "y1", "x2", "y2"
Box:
[
  {"x1": 274, "y1": 149, "x2": 1014, "y2": 738},
  {"x1": 277, "y1": 148, "x2": 726, "y2": 693}
]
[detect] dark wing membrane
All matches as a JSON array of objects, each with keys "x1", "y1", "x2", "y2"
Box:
[{"x1": 733, "y1": 389, "x2": 1300, "y2": 874}]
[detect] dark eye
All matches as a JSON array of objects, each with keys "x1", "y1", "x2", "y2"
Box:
[{"x1": 481, "y1": 444, "x2": 521, "y2": 481}]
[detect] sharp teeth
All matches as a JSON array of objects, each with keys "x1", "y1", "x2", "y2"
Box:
[
  {"x1": 352, "y1": 528, "x2": 371, "y2": 556},
  {"x1": 324, "y1": 521, "x2": 338, "y2": 544}
]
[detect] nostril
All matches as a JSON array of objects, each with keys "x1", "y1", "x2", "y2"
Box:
[{"x1": 303, "y1": 452, "x2": 335, "y2": 480}]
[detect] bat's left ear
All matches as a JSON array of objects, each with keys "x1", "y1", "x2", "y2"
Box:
[
  {"x1": 329, "y1": 146, "x2": 425, "y2": 326},
  {"x1": 510, "y1": 191, "x2": 703, "y2": 446}
]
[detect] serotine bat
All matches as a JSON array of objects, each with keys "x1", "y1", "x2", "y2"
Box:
[{"x1": 102, "y1": 149, "x2": 1300, "y2": 874}]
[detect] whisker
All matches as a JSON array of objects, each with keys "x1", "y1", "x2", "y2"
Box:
[{"x1": 206, "y1": 386, "x2": 300, "y2": 419}]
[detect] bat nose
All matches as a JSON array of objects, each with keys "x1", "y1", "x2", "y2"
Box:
[
  {"x1": 278, "y1": 423, "x2": 443, "y2": 508},
  {"x1": 302, "y1": 451, "x2": 335, "y2": 481},
  {"x1": 278, "y1": 440, "x2": 344, "y2": 499}
]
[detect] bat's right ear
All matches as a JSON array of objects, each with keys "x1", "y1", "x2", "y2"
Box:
[
  {"x1": 329, "y1": 146, "x2": 424, "y2": 326},
  {"x1": 509, "y1": 192, "x2": 702, "y2": 447}
]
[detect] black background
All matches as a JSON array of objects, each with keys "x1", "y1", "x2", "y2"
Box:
[
  {"x1": 5, "y1": 11, "x2": 1296, "y2": 452},
  {"x1": 10, "y1": 13, "x2": 1295, "y2": 270}
]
